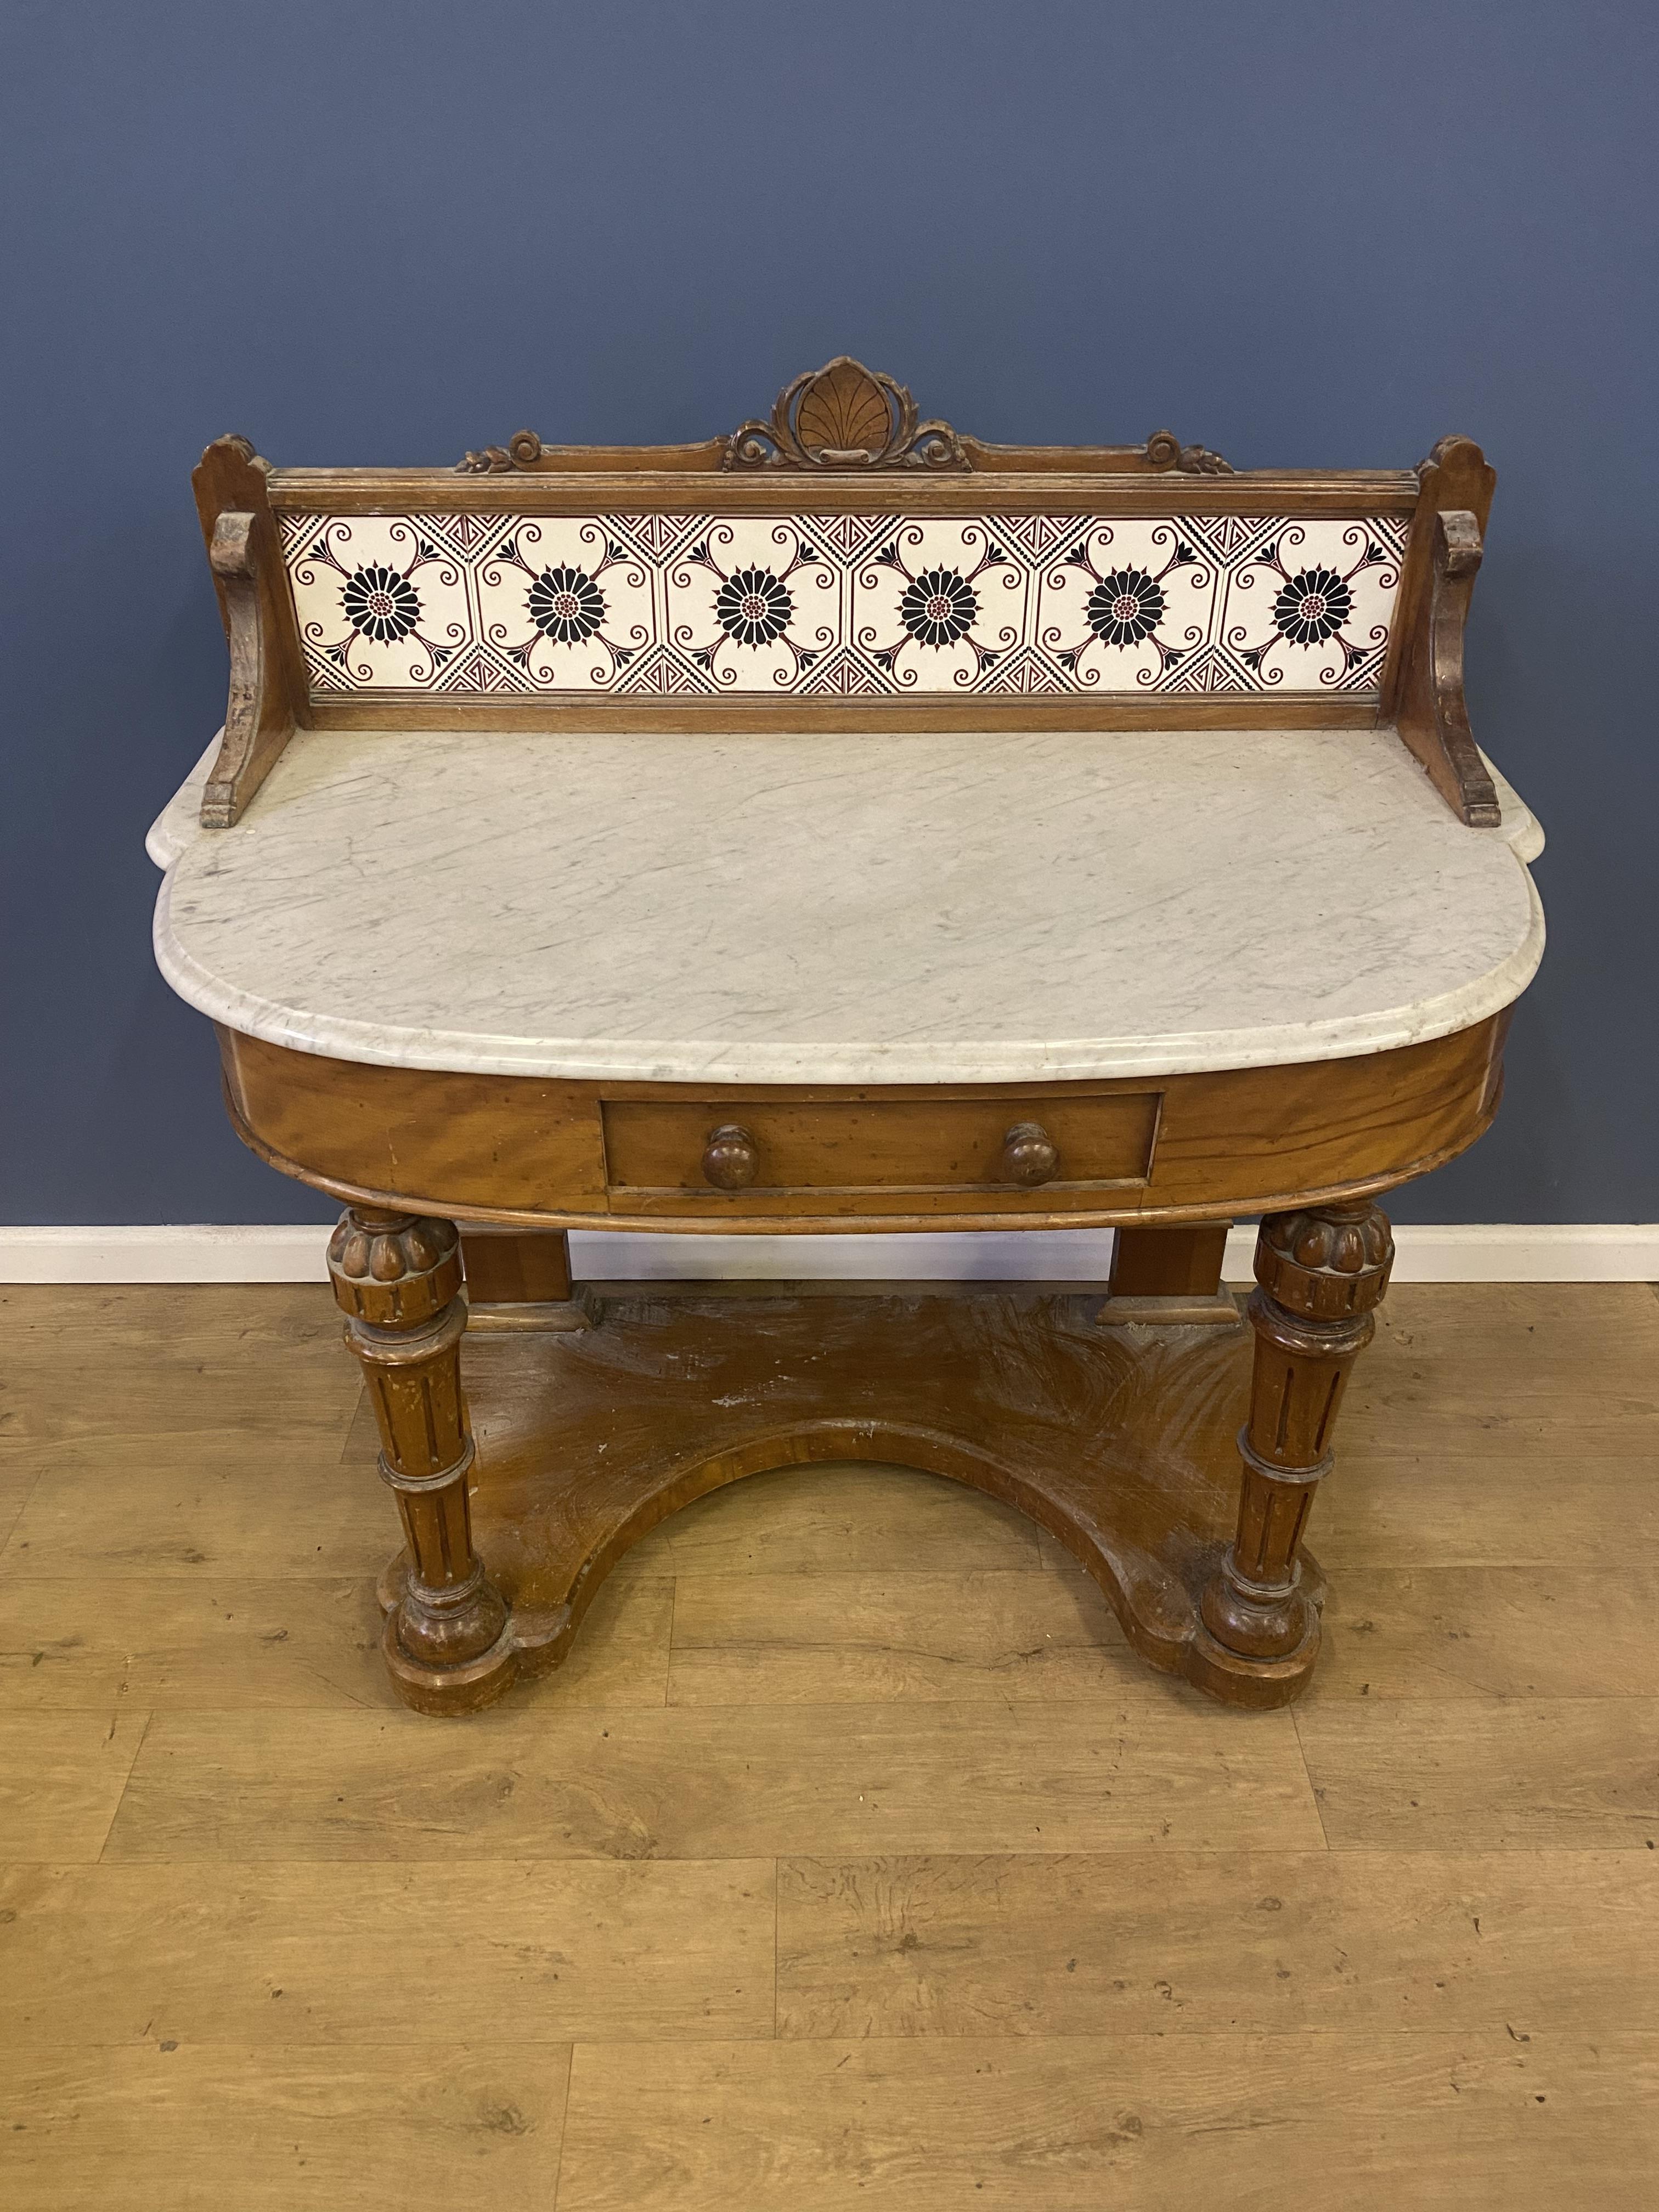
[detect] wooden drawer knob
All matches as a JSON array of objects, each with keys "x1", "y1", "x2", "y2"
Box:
[
  {"x1": 1000, "y1": 1121, "x2": 1060, "y2": 1187},
  {"x1": 702, "y1": 1124, "x2": 760, "y2": 1190}
]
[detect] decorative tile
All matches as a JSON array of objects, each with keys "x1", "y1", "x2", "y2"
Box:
[
  {"x1": 280, "y1": 509, "x2": 1408, "y2": 698},
  {"x1": 473, "y1": 520, "x2": 654, "y2": 691},
  {"x1": 290, "y1": 518, "x2": 471, "y2": 689},
  {"x1": 665, "y1": 520, "x2": 839, "y2": 691},
  {"x1": 854, "y1": 521, "x2": 1026, "y2": 692},
  {"x1": 1035, "y1": 521, "x2": 1217, "y2": 692},
  {"x1": 1217, "y1": 519, "x2": 1407, "y2": 694}
]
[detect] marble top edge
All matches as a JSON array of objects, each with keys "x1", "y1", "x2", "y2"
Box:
[
  {"x1": 150, "y1": 721, "x2": 1545, "y2": 1087},
  {"x1": 155, "y1": 871, "x2": 1544, "y2": 1086},
  {"x1": 145, "y1": 733, "x2": 223, "y2": 869},
  {"x1": 1477, "y1": 748, "x2": 1544, "y2": 862}
]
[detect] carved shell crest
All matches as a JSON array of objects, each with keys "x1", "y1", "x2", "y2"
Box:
[
  {"x1": 725, "y1": 356, "x2": 967, "y2": 471},
  {"x1": 454, "y1": 357, "x2": 1232, "y2": 475}
]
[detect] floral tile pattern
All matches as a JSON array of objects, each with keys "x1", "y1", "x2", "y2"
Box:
[{"x1": 279, "y1": 510, "x2": 1409, "y2": 698}]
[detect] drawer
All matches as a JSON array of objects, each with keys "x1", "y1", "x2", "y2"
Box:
[{"x1": 601, "y1": 1092, "x2": 1160, "y2": 1201}]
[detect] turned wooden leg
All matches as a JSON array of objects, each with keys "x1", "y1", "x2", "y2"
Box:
[
  {"x1": 328, "y1": 1207, "x2": 516, "y2": 1715},
  {"x1": 1193, "y1": 1199, "x2": 1393, "y2": 1705}
]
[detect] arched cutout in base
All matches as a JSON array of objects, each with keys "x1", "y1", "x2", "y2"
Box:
[{"x1": 374, "y1": 1284, "x2": 1327, "y2": 1716}]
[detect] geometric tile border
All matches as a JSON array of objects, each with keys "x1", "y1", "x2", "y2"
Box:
[{"x1": 279, "y1": 509, "x2": 1409, "y2": 698}]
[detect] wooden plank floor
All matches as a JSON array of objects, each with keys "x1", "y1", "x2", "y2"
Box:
[{"x1": 2, "y1": 1279, "x2": 1657, "y2": 2209}]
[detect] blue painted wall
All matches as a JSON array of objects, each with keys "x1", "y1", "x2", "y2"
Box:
[{"x1": 2, "y1": 0, "x2": 1652, "y2": 1227}]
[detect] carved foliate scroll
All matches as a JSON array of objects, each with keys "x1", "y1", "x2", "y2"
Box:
[
  {"x1": 458, "y1": 429, "x2": 546, "y2": 475},
  {"x1": 1143, "y1": 429, "x2": 1234, "y2": 476},
  {"x1": 454, "y1": 356, "x2": 1232, "y2": 477}
]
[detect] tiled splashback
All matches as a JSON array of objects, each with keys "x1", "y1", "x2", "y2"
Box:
[{"x1": 279, "y1": 509, "x2": 1408, "y2": 698}]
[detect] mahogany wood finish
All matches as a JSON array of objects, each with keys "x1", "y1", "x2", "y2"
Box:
[
  {"x1": 190, "y1": 433, "x2": 309, "y2": 827},
  {"x1": 1108, "y1": 1222, "x2": 1231, "y2": 1300},
  {"x1": 1387, "y1": 436, "x2": 1501, "y2": 825},
  {"x1": 177, "y1": 359, "x2": 1525, "y2": 1716},
  {"x1": 230, "y1": 1013, "x2": 1476, "y2": 1716},
  {"x1": 189, "y1": 356, "x2": 1495, "y2": 811},
  {"x1": 193, "y1": 427, "x2": 314, "y2": 827},
  {"x1": 1192, "y1": 1201, "x2": 1395, "y2": 1705},
  {"x1": 459, "y1": 1226, "x2": 573, "y2": 1305},
  {"x1": 282, "y1": 690, "x2": 1396, "y2": 740},
  {"x1": 459, "y1": 358, "x2": 1235, "y2": 480},
  {"x1": 218, "y1": 1015, "x2": 1506, "y2": 1232},
  {"x1": 606, "y1": 1090, "x2": 1157, "y2": 1207},
  {"x1": 377, "y1": 1280, "x2": 1304, "y2": 1713},
  {"x1": 326, "y1": 1208, "x2": 514, "y2": 1713}
]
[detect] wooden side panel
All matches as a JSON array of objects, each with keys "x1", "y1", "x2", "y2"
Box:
[
  {"x1": 218, "y1": 1017, "x2": 1506, "y2": 1232},
  {"x1": 218, "y1": 1031, "x2": 609, "y2": 1214},
  {"x1": 1380, "y1": 436, "x2": 1502, "y2": 823},
  {"x1": 189, "y1": 438, "x2": 312, "y2": 826},
  {"x1": 1145, "y1": 1022, "x2": 1502, "y2": 1210}
]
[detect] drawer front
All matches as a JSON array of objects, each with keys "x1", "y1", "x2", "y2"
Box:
[{"x1": 601, "y1": 1092, "x2": 1160, "y2": 1206}]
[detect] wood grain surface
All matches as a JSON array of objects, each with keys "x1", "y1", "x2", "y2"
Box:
[
  {"x1": 185, "y1": 395, "x2": 1492, "y2": 812},
  {"x1": 219, "y1": 1017, "x2": 1506, "y2": 1230},
  {"x1": 550, "y1": 2033, "x2": 1657, "y2": 2211},
  {"x1": 3, "y1": 1279, "x2": 1657, "y2": 2205}
]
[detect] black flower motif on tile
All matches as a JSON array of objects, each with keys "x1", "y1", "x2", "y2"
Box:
[
  {"x1": 1087, "y1": 567, "x2": 1165, "y2": 646},
  {"x1": 1271, "y1": 566, "x2": 1353, "y2": 645},
  {"x1": 528, "y1": 563, "x2": 608, "y2": 645},
  {"x1": 484, "y1": 529, "x2": 647, "y2": 681},
  {"x1": 672, "y1": 527, "x2": 833, "y2": 683},
  {"x1": 1231, "y1": 528, "x2": 1397, "y2": 683},
  {"x1": 295, "y1": 522, "x2": 465, "y2": 683},
  {"x1": 861, "y1": 528, "x2": 1018, "y2": 685},
  {"x1": 900, "y1": 565, "x2": 979, "y2": 647},
  {"x1": 341, "y1": 563, "x2": 422, "y2": 644},
  {"x1": 1043, "y1": 528, "x2": 1203, "y2": 683},
  {"x1": 715, "y1": 565, "x2": 794, "y2": 647}
]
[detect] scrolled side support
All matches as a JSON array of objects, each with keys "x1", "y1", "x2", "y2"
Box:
[
  {"x1": 1395, "y1": 436, "x2": 1502, "y2": 827},
  {"x1": 191, "y1": 433, "x2": 307, "y2": 828},
  {"x1": 199, "y1": 511, "x2": 297, "y2": 828}
]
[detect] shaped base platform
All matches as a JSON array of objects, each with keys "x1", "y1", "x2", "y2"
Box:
[{"x1": 375, "y1": 1282, "x2": 1327, "y2": 1714}]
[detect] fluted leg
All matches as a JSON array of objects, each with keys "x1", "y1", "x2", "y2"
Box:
[
  {"x1": 329, "y1": 1207, "x2": 515, "y2": 1714},
  {"x1": 1193, "y1": 1200, "x2": 1393, "y2": 1703}
]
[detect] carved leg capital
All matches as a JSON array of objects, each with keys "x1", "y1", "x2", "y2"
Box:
[
  {"x1": 1194, "y1": 1200, "x2": 1393, "y2": 1702},
  {"x1": 329, "y1": 1208, "x2": 515, "y2": 1714}
]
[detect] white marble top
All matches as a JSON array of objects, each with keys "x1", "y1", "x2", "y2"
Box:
[{"x1": 150, "y1": 725, "x2": 1544, "y2": 1086}]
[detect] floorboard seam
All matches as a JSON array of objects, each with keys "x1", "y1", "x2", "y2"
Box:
[
  {"x1": 545, "y1": 2043, "x2": 576, "y2": 2212},
  {"x1": 1291, "y1": 1705, "x2": 1335, "y2": 1852},
  {"x1": 95, "y1": 1708, "x2": 153, "y2": 1865},
  {"x1": 664, "y1": 1573, "x2": 680, "y2": 1707},
  {"x1": 0, "y1": 1466, "x2": 47, "y2": 1558}
]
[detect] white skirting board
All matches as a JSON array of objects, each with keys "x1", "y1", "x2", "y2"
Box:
[{"x1": 1, "y1": 1223, "x2": 1655, "y2": 1285}]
